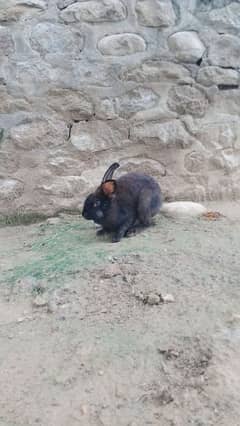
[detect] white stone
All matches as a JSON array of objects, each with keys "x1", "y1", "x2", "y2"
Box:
[
  {"x1": 197, "y1": 66, "x2": 239, "y2": 87},
  {"x1": 136, "y1": 0, "x2": 176, "y2": 27},
  {"x1": 208, "y1": 35, "x2": 240, "y2": 68},
  {"x1": 161, "y1": 202, "x2": 207, "y2": 218},
  {"x1": 98, "y1": 33, "x2": 146, "y2": 56},
  {"x1": 168, "y1": 31, "x2": 205, "y2": 63},
  {"x1": 60, "y1": 0, "x2": 127, "y2": 23}
]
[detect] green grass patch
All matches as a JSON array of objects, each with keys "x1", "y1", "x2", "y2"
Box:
[{"x1": 1, "y1": 218, "x2": 150, "y2": 287}]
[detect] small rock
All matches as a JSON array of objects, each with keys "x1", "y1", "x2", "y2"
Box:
[
  {"x1": 158, "y1": 348, "x2": 180, "y2": 359},
  {"x1": 98, "y1": 370, "x2": 104, "y2": 376},
  {"x1": 154, "y1": 389, "x2": 174, "y2": 406},
  {"x1": 146, "y1": 293, "x2": 161, "y2": 305},
  {"x1": 32, "y1": 279, "x2": 47, "y2": 294},
  {"x1": 46, "y1": 217, "x2": 61, "y2": 225},
  {"x1": 47, "y1": 300, "x2": 57, "y2": 313},
  {"x1": 101, "y1": 263, "x2": 122, "y2": 279},
  {"x1": 161, "y1": 294, "x2": 175, "y2": 303},
  {"x1": 80, "y1": 405, "x2": 88, "y2": 415},
  {"x1": 33, "y1": 295, "x2": 48, "y2": 308}
]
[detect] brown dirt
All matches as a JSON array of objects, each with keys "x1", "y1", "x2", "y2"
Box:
[{"x1": 0, "y1": 203, "x2": 240, "y2": 426}]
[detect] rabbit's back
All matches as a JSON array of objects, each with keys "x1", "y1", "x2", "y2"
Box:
[{"x1": 117, "y1": 172, "x2": 161, "y2": 196}]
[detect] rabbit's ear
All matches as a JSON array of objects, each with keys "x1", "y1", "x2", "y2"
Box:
[{"x1": 101, "y1": 180, "x2": 116, "y2": 197}]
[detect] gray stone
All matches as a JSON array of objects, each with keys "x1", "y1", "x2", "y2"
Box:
[
  {"x1": 30, "y1": 23, "x2": 84, "y2": 59},
  {"x1": 115, "y1": 87, "x2": 159, "y2": 117},
  {"x1": 37, "y1": 176, "x2": 87, "y2": 197},
  {"x1": 95, "y1": 98, "x2": 118, "y2": 120},
  {"x1": 0, "y1": 86, "x2": 30, "y2": 113},
  {"x1": 209, "y1": 90, "x2": 240, "y2": 120},
  {"x1": 60, "y1": 0, "x2": 127, "y2": 23},
  {"x1": 98, "y1": 33, "x2": 146, "y2": 56},
  {"x1": 146, "y1": 293, "x2": 160, "y2": 305},
  {"x1": 8, "y1": 119, "x2": 68, "y2": 150},
  {"x1": 70, "y1": 119, "x2": 129, "y2": 152},
  {"x1": 57, "y1": 0, "x2": 76, "y2": 9},
  {"x1": 0, "y1": 178, "x2": 24, "y2": 201},
  {"x1": 131, "y1": 120, "x2": 195, "y2": 148},
  {"x1": 101, "y1": 263, "x2": 122, "y2": 278},
  {"x1": 47, "y1": 89, "x2": 94, "y2": 121},
  {"x1": 0, "y1": 26, "x2": 14, "y2": 55},
  {"x1": 210, "y1": 149, "x2": 240, "y2": 172},
  {"x1": 205, "y1": 2, "x2": 240, "y2": 32},
  {"x1": 168, "y1": 31, "x2": 205, "y2": 63},
  {"x1": 120, "y1": 60, "x2": 192, "y2": 83},
  {"x1": 194, "y1": 119, "x2": 238, "y2": 151},
  {"x1": 119, "y1": 158, "x2": 166, "y2": 177},
  {"x1": 136, "y1": 0, "x2": 176, "y2": 27},
  {"x1": 208, "y1": 35, "x2": 240, "y2": 68},
  {"x1": 197, "y1": 66, "x2": 239, "y2": 87},
  {"x1": 184, "y1": 151, "x2": 206, "y2": 173},
  {"x1": 32, "y1": 294, "x2": 48, "y2": 308},
  {"x1": 0, "y1": 0, "x2": 47, "y2": 22},
  {"x1": 167, "y1": 85, "x2": 208, "y2": 117}
]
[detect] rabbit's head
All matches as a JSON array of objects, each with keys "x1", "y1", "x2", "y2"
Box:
[
  {"x1": 82, "y1": 180, "x2": 116, "y2": 224},
  {"x1": 82, "y1": 163, "x2": 119, "y2": 224}
]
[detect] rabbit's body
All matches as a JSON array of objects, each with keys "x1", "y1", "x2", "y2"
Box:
[{"x1": 82, "y1": 165, "x2": 162, "y2": 242}]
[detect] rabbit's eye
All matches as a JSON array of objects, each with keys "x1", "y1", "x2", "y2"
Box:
[{"x1": 93, "y1": 200, "x2": 100, "y2": 208}]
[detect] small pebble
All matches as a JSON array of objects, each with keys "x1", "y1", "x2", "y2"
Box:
[
  {"x1": 47, "y1": 301, "x2": 57, "y2": 313},
  {"x1": 46, "y1": 217, "x2": 61, "y2": 225},
  {"x1": 162, "y1": 294, "x2": 175, "y2": 303},
  {"x1": 101, "y1": 263, "x2": 122, "y2": 279},
  {"x1": 80, "y1": 405, "x2": 88, "y2": 415},
  {"x1": 147, "y1": 293, "x2": 161, "y2": 305},
  {"x1": 33, "y1": 295, "x2": 48, "y2": 308}
]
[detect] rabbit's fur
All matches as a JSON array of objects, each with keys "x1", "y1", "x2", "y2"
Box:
[{"x1": 82, "y1": 163, "x2": 162, "y2": 242}]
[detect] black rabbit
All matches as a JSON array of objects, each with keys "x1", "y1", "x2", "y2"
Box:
[{"x1": 82, "y1": 162, "x2": 162, "y2": 242}]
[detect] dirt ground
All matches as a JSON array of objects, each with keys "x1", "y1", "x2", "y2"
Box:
[{"x1": 0, "y1": 202, "x2": 240, "y2": 426}]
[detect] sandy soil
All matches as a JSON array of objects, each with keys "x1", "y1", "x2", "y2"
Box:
[{"x1": 0, "y1": 202, "x2": 240, "y2": 426}]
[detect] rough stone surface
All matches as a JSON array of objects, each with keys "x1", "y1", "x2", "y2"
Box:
[
  {"x1": 131, "y1": 120, "x2": 195, "y2": 148},
  {"x1": 197, "y1": 66, "x2": 239, "y2": 87},
  {"x1": 70, "y1": 119, "x2": 129, "y2": 152},
  {"x1": 136, "y1": 0, "x2": 176, "y2": 27},
  {"x1": 168, "y1": 31, "x2": 206, "y2": 63},
  {"x1": 120, "y1": 60, "x2": 192, "y2": 83},
  {"x1": 208, "y1": 34, "x2": 240, "y2": 68},
  {"x1": 0, "y1": 0, "x2": 240, "y2": 216},
  {"x1": 202, "y1": 3, "x2": 240, "y2": 32},
  {"x1": 98, "y1": 34, "x2": 146, "y2": 56},
  {"x1": 30, "y1": 23, "x2": 84, "y2": 59},
  {"x1": 60, "y1": 0, "x2": 127, "y2": 23},
  {"x1": 167, "y1": 86, "x2": 208, "y2": 117},
  {"x1": 115, "y1": 88, "x2": 159, "y2": 117}
]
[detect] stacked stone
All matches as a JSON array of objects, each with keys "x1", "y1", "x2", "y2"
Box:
[{"x1": 0, "y1": 0, "x2": 240, "y2": 215}]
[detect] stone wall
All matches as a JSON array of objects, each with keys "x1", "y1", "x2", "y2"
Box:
[{"x1": 1, "y1": 0, "x2": 240, "y2": 216}]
